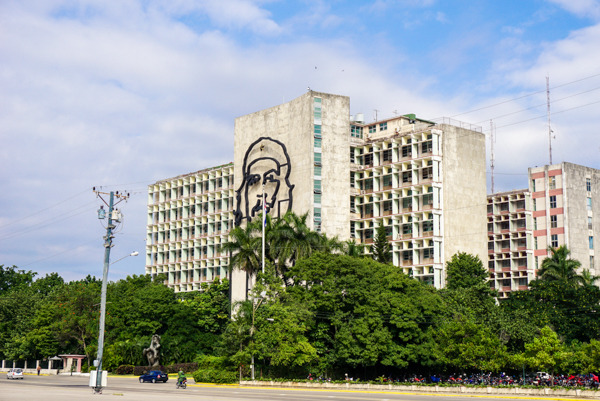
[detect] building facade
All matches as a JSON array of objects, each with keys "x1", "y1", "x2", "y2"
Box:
[
  {"x1": 146, "y1": 91, "x2": 488, "y2": 294},
  {"x1": 348, "y1": 116, "x2": 487, "y2": 287},
  {"x1": 487, "y1": 189, "x2": 534, "y2": 298},
  {"x1": 146, "y1": 163, "x2": 235, "y2": 292},
  {"x1": 529, "y1": 162, "x2": 600, "y2": 275}
]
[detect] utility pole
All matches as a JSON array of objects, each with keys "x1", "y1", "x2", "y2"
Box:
[{"x1": 92, "y1": 188, "x2": 129, "y2": 394}]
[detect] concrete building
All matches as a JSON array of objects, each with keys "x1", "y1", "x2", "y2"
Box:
[
  {"x1": 146, "y1": 91, "x2": 488, "y2": 293},
  {"x1": 529, "y1": 162, "x2": 600, "y2": 275},
  {"x1": 146, "y1": 163, "x2": 234, "y2": 292},
  {"x1": 348, "y1": 115, "x2": 487, "y2": 287},
  {"x1": 487, "y1": 189, "x2": 534, "y2": 298}
]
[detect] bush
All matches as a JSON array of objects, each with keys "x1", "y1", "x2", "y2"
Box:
[
  {"x1": 193, "y1": 368, "x2": 238, "y2": 384},
  {"x1": 165, "y1": 362, "x2": 198, "y2": 373},
  {"x1": 133, "y1": 365, "x2": 166, "y2": 376},
  {"x1": 115, "y1": 365, "x2": 134, "y2": 375}
]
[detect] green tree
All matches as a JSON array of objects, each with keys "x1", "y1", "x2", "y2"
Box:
[
  {"x1": 370, "y1": 222, "x2": 391, "y2": 264},
  {"x1": 445, "y1": 252, "x2": 488, "y2": 291},
  {"x1": 286, "y1": 252, "x2": 441, "y2": 375},
  {"x1": 522, "y1": 326, "x2": 570, "y2": 379}
]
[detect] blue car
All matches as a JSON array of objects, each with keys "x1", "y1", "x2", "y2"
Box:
[{"x1": 139, "y1": 370, "x2": 168, "y2": 383}]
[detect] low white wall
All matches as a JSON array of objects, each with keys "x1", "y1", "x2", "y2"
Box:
[{"x1": 240, "y1": 381, "x2": 598, "y2": 398}]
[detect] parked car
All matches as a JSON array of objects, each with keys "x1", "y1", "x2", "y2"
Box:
[
  {"x1": 7, "y1": 368, "x2": 24, "y2": 380},
  {"x1": 139, "y1": 370, "x2": 168, "y2": 383}
]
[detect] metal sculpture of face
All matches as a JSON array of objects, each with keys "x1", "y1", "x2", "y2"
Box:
[{"x1": 234, "y1": 137, "x2": 294, "y2": 226}]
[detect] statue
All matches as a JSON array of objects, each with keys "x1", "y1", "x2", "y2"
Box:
[{"x1": 143, "y1": 334, "x2": 161, "y2": 368}]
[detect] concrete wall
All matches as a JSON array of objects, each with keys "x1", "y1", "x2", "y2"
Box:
[{"x1": 440, "y1": 124, "x2": 487, "y2": 284}]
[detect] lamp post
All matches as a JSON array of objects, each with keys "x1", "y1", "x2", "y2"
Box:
[{"x1": 250, "y1": 291, "x2": 266, "y2": 380}]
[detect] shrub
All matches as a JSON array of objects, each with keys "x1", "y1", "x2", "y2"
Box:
[
  {"x1": 115, "y1": 365, "x2": 134, "y2": 375},
  {"x1": 193, "y1": 368, "x2": 238, "y2": 384},
  {"x1": 165, "y1": 362, "x2": 198, "y2": 373}
]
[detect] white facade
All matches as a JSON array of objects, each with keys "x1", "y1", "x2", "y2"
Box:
[
  {"x1": 487, "y1": 189, "x2": 534, "y2": 298},
  {"x1": 146, "y1": 163, "x2": 234, "y2": 292}
]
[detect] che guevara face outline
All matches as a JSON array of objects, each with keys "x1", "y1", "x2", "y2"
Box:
[{"x1": 234, "y1": 137, "x2": 294, "y2": 226}]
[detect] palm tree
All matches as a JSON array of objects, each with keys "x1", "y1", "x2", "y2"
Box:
[
  {"x1": 221, "y1": 223, "x2": 262, "y2": 297},
  {"x1": 342, "y1": 239, "x2": 367, "y2": 258},
  {"x1": 537, "y1": 245, "x2": 582, "y2": 284},
  {"x1": 579, "y1": 269, "x2": 600, "y2": 287}
]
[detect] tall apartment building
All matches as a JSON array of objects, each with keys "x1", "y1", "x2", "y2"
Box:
[
  {"x1": 348, "y1": 116, "x2": 487, "y2": 287},
  {"x1": 529, "y1": 162, "x2": 600, "y2": 275},
  {"x1": 146, "y1": 163, "x2": 235, "y2": 292},
  {"x1": 146, "y1": 91, "x2": 488, "y2": 294},
  {"x1": 487, "y1": 189, "x2": 534, "y2": 298}
]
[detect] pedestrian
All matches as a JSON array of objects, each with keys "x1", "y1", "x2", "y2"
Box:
[{"x1": 37, "y1": 365, "x2": 41, "y2": 375}]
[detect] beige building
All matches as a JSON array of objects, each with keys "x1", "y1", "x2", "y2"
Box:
[
  {"x1": 487, "y1": 189, "x2": 534, "y2": 298},
  {"x1": 146, "y1": 163, "x2": 234, "y2": 292},
  {"x1": 529, "y1": 162, "x2": 599, "y2": 275},
  {"x1": 147, "y1": 91, "x2": 488, "y2": 294},
  {"x1": 348, "y1": 116, "x2": 487, "y2": 287}
]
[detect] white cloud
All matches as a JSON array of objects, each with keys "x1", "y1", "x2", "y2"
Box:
[{"x1": 547, "y1": 0, "x2": 600, "y2": 20}]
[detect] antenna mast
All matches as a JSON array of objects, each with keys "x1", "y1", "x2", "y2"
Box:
[
  {"x1": 490, "y1": 120, "x2": 495, "y2": 194},
  {"x1": 546, "y1": 75, "x2": 553, "y2": 165}
]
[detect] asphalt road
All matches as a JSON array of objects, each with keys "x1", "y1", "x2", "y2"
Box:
[{"x1": 0, "y1": 375, "x2": 595, "y2": 401}]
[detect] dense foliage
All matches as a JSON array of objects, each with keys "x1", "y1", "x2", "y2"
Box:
[{"x1": 1, "y1": 219, "x2": 600, "y2": 380}]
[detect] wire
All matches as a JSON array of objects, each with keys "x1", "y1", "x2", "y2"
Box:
[{"x1": 450, "y1": 72, "x2": 600, "y2": 118}]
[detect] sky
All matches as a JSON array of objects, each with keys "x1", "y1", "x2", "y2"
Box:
[{"x1": 1, "y1": 0, "x2": 599, "y2": 282}]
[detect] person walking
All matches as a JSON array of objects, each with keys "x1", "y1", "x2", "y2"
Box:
[{"x1": 37, "y1": 365, "x2": 41, "y2": 375}]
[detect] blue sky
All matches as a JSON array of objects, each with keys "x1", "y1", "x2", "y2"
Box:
[{"x1": 1, "y1": 0, "x2": 599, "y2": 282}]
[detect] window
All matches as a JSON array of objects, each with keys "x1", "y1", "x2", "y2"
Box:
[
  {"x1": 314, "y1": 152, "x2": 321, "y2": 165},
  {"x1": 551, "y1": 234, "x2": 558, "y2": 248},
  {"x1": 402, "y1": 145, "x2": 412, "y2": 158},
  {"x1": 351, "y1": 125, "x2": 363, "y2": 138},
  {"x1": 314, "y1": 124, "x2": 321, "y2": 135},
  {"x1": 402, "y1": 224, "x2": 412, "y2": 235},
  {"x1": 314, "y1": 193, "x2": 321, "y2": 204},
  {"x1": 421, "y1": 140, "x2": 433, "y2": 154},
  {"x1": 383, "y1": 200, "x2": 392, "y2": 212},
  {"x1": 422, "y1": 167, "x2": 433, "y2": 180},
  {"x1": 369, "y1": 125, "x2": 376, "y2": 133},
  {"x1": 590, "y1": 236, "x2": 595, "y2": 250},
  {"x1": 314, "y1": 180, "x2": 321, "y2": 192},
  {"x1": 364, "y1": 153, "x2": 373, "y2": 166},
  {"x1": 588, "y1": 197, "x2": 593, "y2": 211},
  {"x1": 383, "y1": 175, "x2": 392, "y2": 187},
  {"x1": 314, "y1": 98, "x2": 322, "y2": 121},
  {"x1": 423, "y1": 220, "x2": 433, "y2": 232},
  {"x1": 549, "y1": 176, "x2": 556, "y2": 190},
  {"x1": 591, "y1": 256, "x2": 595, "y2": 269},
  {"x1": 402, "y1": 197, "x2": 412, "y2": 210},
  {"x1": 423, "y1": 193, "x2": 433, "y2": 207},
  {"x1": 314, "y1": 208, "x2": 321, "y2": 221},
  {"x1": 550, "y1": 195, "x2": 557, "y2": 209},
  {"x1": 402, "y1": 250, "x2": 412, "y2": 261},
  {"x1": 314, "y1": 137, "x2": 322, "y2": 148},
  {"x1": 532, "y1": 179, "x2": 536, "y2": 192},
  {"x1": 534, "y1": 217, "x2": 537, "y2": 230},
  {"x1": 380, "y1": 122, "x2": 388, "y2": 131},
  {"x1": 382, "y1": 149, "x2": 392, "y2": 162},
  {"x1": 350, "y1": 149, "x2": 355, "y2": 163},
  {"x1": 550, "y1": 215, "x2": 557, "y2": 228},
  {"x1": 402, "y1": 171, "x2": 412, "y2": 183},
  {"x1": 587, "y1": 178, "x2": 592, "y2": 192},
  {"x1": 423, "y1": 248, "x2": 434, "y2": 259},
  {"x1": 589, "y1": 217, "x2": 593, "y2": 230},
  {"x1": 314, "y1": 165, "x2": 321, "y2": 177}
]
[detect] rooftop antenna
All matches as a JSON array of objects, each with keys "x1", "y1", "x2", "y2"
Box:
[
  {"x1": 374, "y1": 109, "x2": 379, "y2": 122},
  {"x1": 546, "y1": 75, "x2": 553, "y2": 165},
  {"x1": 490, "y1": 120, "x2": 496, "y2": 194}
]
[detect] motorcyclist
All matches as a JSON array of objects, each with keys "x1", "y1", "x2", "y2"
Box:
[{"x1": 177, "y1": 369, "x2": 186, "y2": 386}]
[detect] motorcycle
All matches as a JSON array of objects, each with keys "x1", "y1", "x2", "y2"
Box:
[{"x1": 176, "y1": 378, "x2": 187, "y2": 389}]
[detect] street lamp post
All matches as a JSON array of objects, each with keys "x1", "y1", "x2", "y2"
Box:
[{"x1": 250, "y1": 291, "x2": 266, "y2": 381}]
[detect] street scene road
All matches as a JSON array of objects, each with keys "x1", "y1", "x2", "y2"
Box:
[{"x1": 1, "y1": 375, "x2": 598, "y2": 401}]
